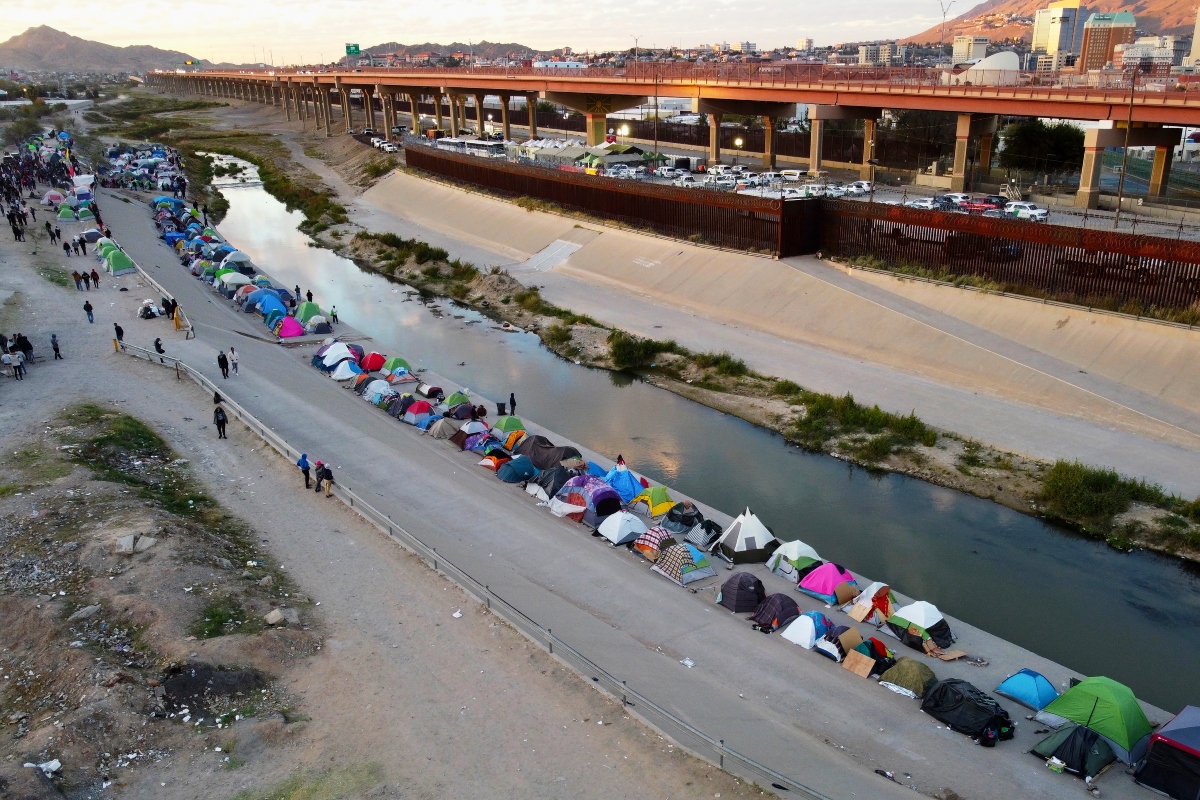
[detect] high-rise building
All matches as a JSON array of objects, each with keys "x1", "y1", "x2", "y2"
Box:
[
  {"x1": 797, "y1": 38, "x2": 814, "y2": 52},
  {"x1": 1190, "y1": 8, "x2": 1200, "y2": 65},
  {"x1": 858, "y1": 42, "x2": 905, "y2": 66},
  {"x1": 1114, "y1": 36, "x2": 1176, "y2": 77},
  {"x1": 1078, "y1": 11, "x2": 1137, "y2": 72},
  {"x1": 952, "y1": 35, "x2": 990, "y2": 63},
  {"x1": 731, "y1": 41, "x2": 757, "y2": 54},
  {"x1": 1032, "y1": 0, "x2": 1084, "y2": 63}
]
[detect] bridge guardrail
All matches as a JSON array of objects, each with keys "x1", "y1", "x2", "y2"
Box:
[{"x1": 114, "y1": 344, "x2": 832, "y2": 800}]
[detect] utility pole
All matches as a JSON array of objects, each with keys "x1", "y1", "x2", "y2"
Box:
[
  {"x1": 1113, "y1": 64, "x2": 1142, "y2": 230},
  {"x1": 632, "y1": 35, "x2": 641, "y2": 72},
  {"x1": 938, "y1": 0, "x2": 956, "y2": 56}
]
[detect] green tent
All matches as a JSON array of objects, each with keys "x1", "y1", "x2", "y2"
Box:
[
  {"x1": 879, "y1": 658, "x2": 938, "y2": 698},
  {"x1": 1032, "y1": 723, "x2": 1116, "y2": 778},
  {"x1": 382, "y1": 356, "x2": 410, "y2": 373},
  {"x1": 77, "y1": 208, "x2": 95, "y2": 221},
  {"x1": 630, "y1": 485, "x2": 674, "y2": 516},
  {"x1": 57, "y1": 206, "x2": 75, "y2": 219},
  {"x1": 445, "y1": 391, "x2": 471, "y2": 407},
  {"x1": 106, "y1": 250, "x2": 135, "y2": 275},
  {"x1": 97, "y1": 243, "x2": 117, "y2": 258},
  {"x1": 213, "y1": 268, "x2": 236, "y2": 282},
  {"x1": 295, "y1": 301, "x2": 322, "y2": 323},
  {"x1": 492, "y1": 415, "x2": 525, "y2": 433},
  {"x1": 1042, "y1": 677, "x2": 1152, "y2": 763},
  {"x1": 202, "y1": 227, "x2": 218, "y2": 237}
]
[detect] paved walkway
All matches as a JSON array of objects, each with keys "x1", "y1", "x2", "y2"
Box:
[{"x1": 99, "y1": 188, "x2": 1159, "y2": 800}]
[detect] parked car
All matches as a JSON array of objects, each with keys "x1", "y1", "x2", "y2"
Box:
[
  {"x1": 674, "y1": 176, "x2": 700, "y2": 188},
  {"x1": 759, "y1": 171, "x2": 783, "y2": 184},
  {"x1": 979, "y1": 195, "x2": 1008, "y2": 208},
  {"x1": 1005, "y1": 201, "x2": 1048, "y2": 222},
  {"x1": 905, "y1": 198, "x2": 937, "y2": 210},
  {"x1": 824, "y1": 185, "x2": 847, "y2": 198},
  {"x1": 780, "y1": 169, "x2": 803, "y2": 182},
  {"x1": 369, "y1": 137, "x2": 383, "y2": 148},
  {"x1": 943, "y1": 193, "x2": 971, "y2": 205},
  {"x1": 380, "y1": 142, "x2": 398, "y2": 153},
  {"x1": 362, "y1": 127, "x2": 375, "y2": 136},
  {"x1": 738, "y1": 174, "x2": 762, "y2": 187}
]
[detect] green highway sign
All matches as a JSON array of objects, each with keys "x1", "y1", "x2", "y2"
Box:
[{"x1": 345, "y1": 44, "x2": 360, "y2": 56}]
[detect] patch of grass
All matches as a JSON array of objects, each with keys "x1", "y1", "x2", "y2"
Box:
[
  {"x1": 607, "y1": 330, "x2": 685, "y2": 369},
  {"x1": 7, "y1": 446, "x2": 72, "y2": 483},
  {"x1": 958, "y1": 440, "x2": 984, "y2": 469},
  {"x1": 191, "y1": 597, "x2": 259, "y2": 639},
  {"x1": 35, "y1": 264, "x2": 73, "y2": 288},
  {"x1": 357, "y1": 231, "x2": 448, "y2": 265},
  {"x1": 0, "y1": 484, "x2": 20, "y2": 498},
  {"x1": 693, "y1": 351, "x2": 747, "y2": 377},
  {"x1": 853, "y1": 434, "x2": 897, "y2": 463},
  {"x1": 773, "y1": 379, "x2": 801, "y2": 396},
  {"x1": 363, "y1": 158, "x2": 397, "y2": 179},
  {"x1": 542, "y1": 323, "x2": 574, "y2": 348},
  {"x1": 791, "y1": 391, "x2": 937, "y2": 451},
  {"x1": 229, "y1": 763, "x2": 385, "y2": 800},
  {"x1": 512, "y1": 287, "x2": 598, "y2": 326},
  {"x1": 1041, "y1": 460, "x2": 1171, "y2": 527},
  {"x1": 514, "y1": 196, "x2": 562, "y2": 214}
]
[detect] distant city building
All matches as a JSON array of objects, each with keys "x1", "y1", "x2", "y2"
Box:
[
  {"x1": 1078, "y1": 11, "x2": 1136, "y2": 72},
  {"x1": 1035, "y1": 51, "x2": 1076, "y2": 71},
  {"x1": 797, "y1": 37, "x2": 814, "y2": 52},
  {"x1": 1032, "y1": 0, "x2": 1085, "y2": 62},
  {"x1": 1191, "y1": 8, "x2": 1200, "y2": 65},
  {"x1": 731, "y1": 41, "x2": 757, "y2": 54},
  {"x1": 953, "y1": 35, "x2": 990, "y2": 63},
  {"x1": 1114, "y1": 35, "x2": 1180, "y2": 76},
  {"x1": 858, "y1": 42, "x2": 905, "y2": 66}
]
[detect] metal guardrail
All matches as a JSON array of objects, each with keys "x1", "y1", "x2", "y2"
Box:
[{"x1": 114, "y1": 344, "x2": 833, "y2": 799}]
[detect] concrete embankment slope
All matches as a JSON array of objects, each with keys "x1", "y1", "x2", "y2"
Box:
[{"x1": 362, "y1": 171, "x2": 1200, "y2": 470}]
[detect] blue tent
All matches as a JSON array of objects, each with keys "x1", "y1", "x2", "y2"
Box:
[
  {"x1": 58, "y1": 131, "x2": 71, "y2": 140},
  {"x1": 996, "y1": 669, "x2": 1058, "y2": 710},
  {"x1": 498, "y1": 455, "x2": 539, "y2": 483},
  {"x1": 586, "y1": 461, "x2": 607, "y2": 478},
  {"x1": 257, "y1": 294, "x2": 287, "y2": 320},
  {"x1": 604, "y1": 465, "x2": 644, "y2": 504}
]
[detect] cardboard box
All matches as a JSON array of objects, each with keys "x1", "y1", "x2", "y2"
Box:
[
  {"x1": 847, "y1": 602, "x2": 871, "y2": 622},
  {"x1": 842, "y1": 649, "x2": 875, "y2": 678},
  {"x1": 922, "y1": 637, "x2": 940, "y2": 655},
  {"x1": 835, "y1": 582, "x2": 858, "y2": 605},
  {"x1": 937, "y1": 649, "x2": 967, "y2": 662},
  {"x1": 837, "y1": 626, "x2": 864, "y2": 654}
]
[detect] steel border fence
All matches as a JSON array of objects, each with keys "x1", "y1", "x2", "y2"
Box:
[{"x1": 114, "y1": 344, "x2": 832, "y2": 799}]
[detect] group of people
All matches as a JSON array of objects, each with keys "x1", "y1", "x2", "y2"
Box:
[
  {"x1": 72, "y1": 267, "x2": 102, "y2": 290},
  {"x1": 1, "y1": 332, "x2": 60, "y2": 380},
  {"x1": 6, "y1": 201, "x2": 35, "y2": 241},
  {"x1": 216, "y1": 347, "x2": 239, "y2": 378},
  {"x1": 295, "y1": 454, "x2": 335, "y2": 497}
]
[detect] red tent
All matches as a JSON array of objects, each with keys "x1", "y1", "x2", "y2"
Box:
[
  {"x1": 408, "y1": 400, "x2": 433, "y2": 415},
  {"x1": 361, "y1": 352, "x2": 386, "y2": 371}
]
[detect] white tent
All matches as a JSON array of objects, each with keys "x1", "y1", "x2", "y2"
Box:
[
  {"x1": 362, "y1": 379, "x2": 391, "y2": 402},
  {"x1": 781, "y1": 615, "x2": 820, "y2": 649},
  {"x1": 765, "y1": 539, "x2": 821, "y2": 581},
  {"x1": 893, "y1": 600, "x2": 944, "y2": 629},
  {"x1": 220, "y1": 251, "x2": 253, "y2": 268},
  {"x1": 330, "y1": 361, "x2": 362, "y2": 381},
  {"x1": 321, "y1": 343, "x2": 353, "y2": 367},
  {"x1": 715, "y1": 507, "x2": 779, "y2": 564},
  {"x1": 219, "y1": 272, "x2": 252, "y2": 287},
  {"x1": 460, "y1": 420, "x2": 489, "y2": 435},
  {"x1": 845, "y1": 581, "x2": 895, "y2": 625},
  {"x1": 597, "y1": 511, "x2": 648, "y2": 545}
]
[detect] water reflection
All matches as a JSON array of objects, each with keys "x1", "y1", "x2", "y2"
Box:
[{"x1": 215, "y1": 182, "x2": 1199, "y2": 712}]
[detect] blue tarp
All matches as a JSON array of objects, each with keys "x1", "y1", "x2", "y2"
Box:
[
  {"x1": 164, "y1": 232, "x2": 185, "y2": 246},
  {"x1": 604, "y1": 465, "x2": 644, "y2": 504},
  {"x1": 498, "y1": 455, "x2": 539, "y2": 483},
  {"x1": 996, "y1": 669, "x2": 1059, "y2": 710},
  {"x1": 587, "y1": 461, "x2": 607, "y2": 478}
]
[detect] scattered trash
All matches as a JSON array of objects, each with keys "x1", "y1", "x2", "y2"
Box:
[
  {"x1": 452, "y1": 609, "x2": 463, "y2": 618},
  {"x1": 679, "y1": 658, "x2": 696, "y2": 668},
  {"x1": 875, "y1": 770, "x2": 899, "y2": 783}
]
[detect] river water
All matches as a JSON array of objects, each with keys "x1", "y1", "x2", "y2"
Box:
[{"x1": 214, "y1": 176, "x2": 1199, "y2": 713}]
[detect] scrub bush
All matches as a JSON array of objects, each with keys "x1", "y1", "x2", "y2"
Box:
[
  {"x1": 607, "y1": 331, "x2": 682, "y2": 369},
  {"x1": 773, "y1": 379, "x2": 801, "y2": 396},
  {"x1": 542, "y1": 323, "x2": 573, "y2": 348},
  {"x1": 1040, "y1": 460, "x2": 1169, "y2": 524},
  {"x1": 693, "y1": 352, "x2": 747, "y2": 377}
]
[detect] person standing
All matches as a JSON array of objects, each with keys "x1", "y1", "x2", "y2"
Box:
[
  {"x1": 217, "y1": 350, "x2": 229, "y2": 379},
  {"x1": 213, "y1": 405, "x2": 228, "y2": 439},
  {"x1": 90, "y1": 268, "x2": 99, "y2": 288},
  {"x1": 509, "y1": 392, "x2": 517, "y2": 416},
  {"x1": 228, "y1": 346, "x2": 239, "y2": 375},
  {"x1": 113, "y1": 323, "x2": 124, "y2": 343},
  {"x1": 306, "y1": 290, "x2": 313, "y2": 304},
  {"x1": 297, "y1": 454, "x2": 311, "y2": 489},
  {"x1": 12, "y1": 349, "x2": 25, "y2": 379},
  {"x1": 294, "y1": 285, "x2": 301, "y2": 302},
  {"x1": 51, "y1": 334, "x2": 62, "y2": 360},
  {"x1": 330, "y1": 306, "x2": 338, "y2": 324},
  {"x1": 71, "y1": 270, "x2": 82, "y2": 290},
  {"x1": 313, "y1": 460, "x2": 325, "y2": 493},
  {"x1": 83, "y1": 300, "x2": 93, "y2": 323},
  {"x1": 2, "y1": 352, "x2": 16, "y2": 380},
  {"x1": 321, "y1": 463, "x2": 334, "y2": 497}
]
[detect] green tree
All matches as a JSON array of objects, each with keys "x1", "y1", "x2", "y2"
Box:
[{"x1": 999, "y1": 119, "x2": 1084, "y2": 174}]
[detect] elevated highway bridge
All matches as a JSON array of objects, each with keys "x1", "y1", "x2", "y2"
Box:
[{"x1": 150, "y1": 64, "x2": 1200, "y2": 207}]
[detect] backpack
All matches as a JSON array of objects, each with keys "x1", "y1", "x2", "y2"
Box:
[
  {"x1": 979, "y1": 725, "x2": 998, "y2": 748},
  {"x1": 215, "y1": 409, "x2": 227, "y2": 424}
]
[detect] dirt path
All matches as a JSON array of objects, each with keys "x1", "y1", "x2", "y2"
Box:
[{"x1": 0, "y1": 215, "x2": 763, "y2": 799}]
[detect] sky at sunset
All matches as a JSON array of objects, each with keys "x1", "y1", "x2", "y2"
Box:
[{"x1": 3, "y1": 0, "x2": 951, "y2": 64}]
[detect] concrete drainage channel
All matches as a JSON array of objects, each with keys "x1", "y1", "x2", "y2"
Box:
[{"x1": 114, "y1": 342, "x2": 832, "y2": 799}]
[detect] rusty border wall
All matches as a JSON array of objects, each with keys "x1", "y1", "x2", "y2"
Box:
[
  {"x1": 403, "y1": 142, "x2": 822, "y2": 255},
  {"x1": 821, "y1": 200, "x2": 1200, "y2": 311}
]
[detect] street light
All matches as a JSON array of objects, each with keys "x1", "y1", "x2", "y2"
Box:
[
  {"x1": 734, "y1": 137, "x2": 743, "y2": 166},
  {"x1": 619, "y1": 124, "x2": 630, "y2": 137}
]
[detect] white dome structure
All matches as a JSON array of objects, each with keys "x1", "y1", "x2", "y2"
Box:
[{"x1": 943, "y1": 51, "x2": 1022, "y2": 86}]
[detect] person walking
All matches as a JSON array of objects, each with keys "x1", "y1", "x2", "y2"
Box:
[
  {"x1": 509, "y1": 392, "x2": 517, "y2": 416},
  {"x1": 321, "y1": 463, "x2": 335, "y2": 497},
  {"x1": 330, "y1": 306, "x2": 338, "y2": 325},
  {"x1": 44, "y1": 220, "x2": 51, "y2": 239},
  {"x1": 217, "y1": 350, "x2": 229, "y2": 379},
  {"x1": 113, "y1": 323, "x2": 123, "y2": 343},
  {"x1": 71, "y1": 237, "x2": 80, "y2": 256},
  {"x1": 306, "y1": 290, "x2": 313, "y2": 304},
  {"x1": 51, "y1": 334, "x2": 62, "y2": 360},
  {"x1": 154, "y1": 338, "x2": 165, "y2": 354},
  {"x1": 83, "y1": 300, "x2": 93, "y2": 323},
  {"x1": 12, "y1": 349, "x2": 25, "y2": 380},
  {"x1": 90, "y1": 268, "x2": 99, "y2": 288},
  {"x1": 81, "y1": 271, "x2": 90, "y2": 290},
  {"x1": 79, "y1": 238, "x2": 87, "y2": 256},
  {"x1": 62, "y1": 241, "x2": 71, "y2": 258},
  {"x1": 71, "y1": 270, "x2": 82, "y2": 290},
  {"x1": 53, "y1": 225, "x2": 61, "y2": 244},
  {"x1": 297, "y1": 454, "x2": 311, "y2": 488},
  {"x1": 312, "y1": 460, "x2": 325, "y2": 493},
  {"x1": 213, "y1": 405, "x2": 228, "y2": 439},
  {"x1": 229, "y1": 346, "x2": 239, "y2": 375}
]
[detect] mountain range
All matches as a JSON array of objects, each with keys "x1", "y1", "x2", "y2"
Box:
[
  {"x1": 903, "y1": 0, "x2": 1199, "y2": 44},
  {"x1": 0, "y1": 26, "x2": 204, "y2": 73}
]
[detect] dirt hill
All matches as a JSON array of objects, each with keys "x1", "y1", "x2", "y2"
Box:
[
  {"x1": 902, "y1": 0, "x2": 1199, "y2": 44},
  {"x1": 364, "y1": 40, "x2": 557, "y2": 58},
  {"x1": 0, "y1": 26, "x2": 203, "y2": 73}
]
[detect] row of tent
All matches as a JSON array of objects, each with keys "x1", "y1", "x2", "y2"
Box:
[{"x1": 308, "y1": 338, "x2": 1185, "y2": 794}]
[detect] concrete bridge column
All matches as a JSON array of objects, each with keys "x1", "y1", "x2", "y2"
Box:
[
  {"x1": 808, "y1": 119, "x2": 823, "y2": 175},
  {"x1": 709, "y1": 113, "x2": 723, "y2": 164},
  {"x1": 342, "y1": 88, "x2": 354, "y2": 133},
  {"x1": 526, "y1": 94, "x2": 539, "y2": 138},
  {"x1": 474, "y1": 94, "x2": 487, "y2": 133},
  {"x1": 322, "y1": 87, "x2": 333, "y2": 137},
  {"x1": 435, "y1": 93, "x2": 445, "y2": 132},
  {"x1": 1149, "y1": 145, "x2": 1175, "y2": 198},
  {"x1": 447, "y1": 95, "x2": 460, "y2": 136},
  {"x1": 382, "y1": 92, "x2": 394, "y2": 135},
  {"x1": 978, "y1": 132, "x2": 993, "y2": 180},
  {"x1": 950, "y1": 115, "x2": 971, "y2": 191},
  {"x1": 762, "y1": 117, "x2": 776, "y2": 169},
  {"x1": 282, "y1": 82, "x2": 292, "y2": 120},
  {"x1": 500, "y1": 94, "x2": 511, "y2": 141},
  {"x1": 861, "y1": 118, "x2": 877, "y2": 180},
  {"x1": 1077, "y1": 145, "x2": 1104, "y2": 209},
  {"x1": 458, "y1": 97, "x2": 468, "y2": 134},
  {"x1": 545, "y1": 93, "x2": 645, "y2": 147},
  {"x1": 585, "y1": 113, "x2": 607, "y2": 147},
  {"x1": 409, "y1": 93, "x2": 421, "y2": 134}
]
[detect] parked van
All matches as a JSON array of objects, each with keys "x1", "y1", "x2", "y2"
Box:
[{"x1": 780, "y1": 169, "x2": 803, "y2": 182}]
